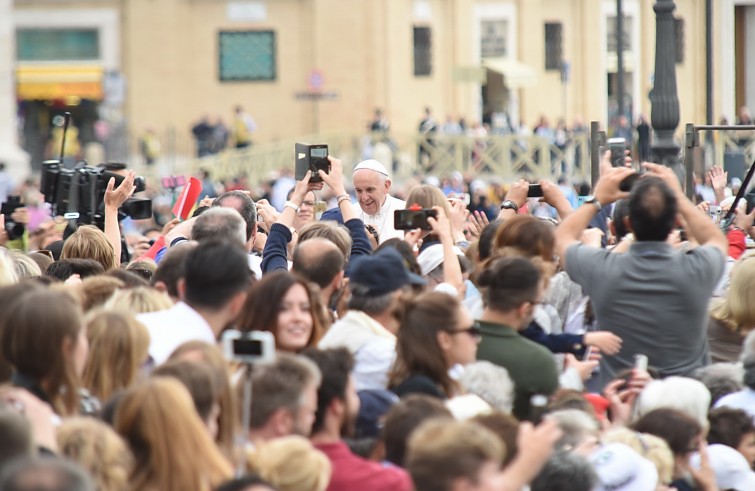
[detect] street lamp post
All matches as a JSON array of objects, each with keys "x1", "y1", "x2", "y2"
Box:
[{"x1": 649, "y1": 0, "x2": 683, "y2": 179}]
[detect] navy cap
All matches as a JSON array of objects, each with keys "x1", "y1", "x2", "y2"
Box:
[
  {"x1": 356, "y1": 389, "x2": 399, "y2": 438},
  {"x1": 320, "y1": 207, "x2": 344, "y2": 224},
  {"x1": 349, "y1": 247, "x2": 426, "y2": 296}
]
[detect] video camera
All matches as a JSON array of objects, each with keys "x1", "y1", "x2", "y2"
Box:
[{"x1": 40, "y1": 160, "x2": 152, "y2": 230}]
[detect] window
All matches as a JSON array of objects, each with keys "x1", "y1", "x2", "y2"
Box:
[
  {"x1": 413, "y1": 26, "x2": 432, "y2": 76},
  {"x1": 606, "y1": 16, "x2": 633, "y2": 53},
  {"x1": 481, "y1": 20, "x2": 508, "y2": 58},
  {"x1": 218, "y1": 31, "x2": 276, "y2": 82},
  {"x1": 674, "y1": 17, "x2": 685, "y2": 64},
  {"x1": 17, "y1": 28, "x2": 99, "y2": 61},
  {"x1": 544, "y1": 23, "x2": 562, "y2": 71}
]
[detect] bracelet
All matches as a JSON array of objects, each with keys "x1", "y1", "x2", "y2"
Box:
[
  {"x1": 283, "y1": 201, "x2": 300, "y2": 213},
  {"x1": 337, "y1": 194, "x2": 351, "y2": 204}
]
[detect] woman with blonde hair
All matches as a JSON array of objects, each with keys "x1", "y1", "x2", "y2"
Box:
[
  {"x1": 9, "y1": 251, "x2": 42, "y2": 279},
  {"x1": 83, "y1": 310, "x2": 150, "y2": 403},
  {"x1": 114, "y1": 377, "x2": 232, "y2": 491},
  {"x1": 602, "y1": 427, "x2": 675, "y2": 486},
  {"x1": 249, "y1": 435, "x2": 331, "y2": 491},
  {"x1": 405, "y1": 184, "x2": 465, "y2": 244},
  {"x1": 62, "y1": 224, "x2": 117, "y2": 271},
  {"x1": 709, "y1": 255, "x2": 755, "y2": 362},
  {"x1": 168, "y1": 341, "x2": 238, "y2": 459},
  {"x1": 106, "y1": 286, "x2": 172, "y2": 314},
  {"x1": 57, "y1": 417, "x2": 134, "y2": 491},
  {"x1": 0, "y1": 248, "x2": 18, "y2": 286},
  {"x1": 1, "y1": 289, "x2": 87, "y2": 416}
]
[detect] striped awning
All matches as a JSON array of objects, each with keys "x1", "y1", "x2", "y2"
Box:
[{"x1": 16, "y1": 65, "x2": 103, "y2": 100}]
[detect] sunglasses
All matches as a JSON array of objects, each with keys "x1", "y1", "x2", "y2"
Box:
[{"x1": 447, "y1": 325, "x2": 482, "y2": 339}]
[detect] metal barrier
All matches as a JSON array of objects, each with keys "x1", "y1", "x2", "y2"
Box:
[{"x1": 147, "y1": 132, "x2": 595, "y2": 186}]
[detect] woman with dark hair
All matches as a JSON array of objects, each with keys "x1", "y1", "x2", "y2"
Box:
[
  {"x1": 707, "y1": 407, "x2": 755, "y2": 467},
  {"x1": 389, "y1": 292, "x2": 478, "y2": 399},
  {"x1": 238, "y1": 271, "x2": 325, "y2": 352},
  {"x1": 631, "y1": 408, "x2": 705, "y2": 489},
  {"x1": 1, "y1": 289, "x2": 88, "y2": 416}
]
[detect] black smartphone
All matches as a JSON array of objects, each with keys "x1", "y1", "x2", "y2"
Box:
[
  {"x1": 394, "y1": 209, "x2": 438, "y2": 230},
  {"x1": 0, "y1": 195, "x2": 22, "y2": 216},
  {"x1": 608, "y1": 138, "x2": 626, "y2": 167},
  {"x1": 527, "y1": 184, "x2": 544, "y2": 198},
  {"x1": 295, "y1": 143, "x2": 330, "y2": 183},
  {"x1": 1, "y1": 196, "x2": 25, "y2": 240}
]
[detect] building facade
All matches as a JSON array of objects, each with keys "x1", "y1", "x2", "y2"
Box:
[{"x1": 2, "y1": 0, "x2": 751, "y2": 173}]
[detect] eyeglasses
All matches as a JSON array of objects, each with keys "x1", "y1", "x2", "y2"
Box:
[
  {"x1": 300, "y1": 200, "x2": 315, "y2": 208},
  {"x1": 447, "y1": 325, "x2": 482, "y2": 340}
]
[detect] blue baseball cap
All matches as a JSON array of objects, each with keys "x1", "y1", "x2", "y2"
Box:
[{"x1": 349, "y1": 247, "x2": 426, "y2": 296}]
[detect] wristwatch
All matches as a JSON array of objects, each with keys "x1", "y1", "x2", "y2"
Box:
[
  {"x1": 500, "y1": 200, "x2": 519, "y2": 213},
  {"x1": 584, "y1": 196, "x2": 602, "y2": 212},
  {"x1": 283, "y1": 201, "x2": 300, "y2": 213}
]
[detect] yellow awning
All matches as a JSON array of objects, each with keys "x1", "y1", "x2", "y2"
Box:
[
  {"x1": 482, "y1": 57, "x2": 537, "y2": 89},
  {"x1": 16, "y1": 65, "x2": 103, "y2": 100}
]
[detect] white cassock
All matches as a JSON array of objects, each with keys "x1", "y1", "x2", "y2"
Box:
[{"x1": 359, "y1": 194, "x2": 406, "y2": 243}]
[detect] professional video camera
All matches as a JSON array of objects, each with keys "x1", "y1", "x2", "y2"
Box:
[{"x1": 40, "y1": 160, "x2": 152, "y2": 230}]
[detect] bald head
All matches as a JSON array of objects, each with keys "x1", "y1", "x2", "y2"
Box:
[
  {"x1": 292, "y1": 238, "x2": 345, "y2": 289},
  {"x1": 192, "y1": 207, "x2": 246, "y2": 248}
]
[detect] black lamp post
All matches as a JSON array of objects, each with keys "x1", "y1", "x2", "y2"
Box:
[{"x1": 649, "y1": 0, "x2": 683, "y2": 178}]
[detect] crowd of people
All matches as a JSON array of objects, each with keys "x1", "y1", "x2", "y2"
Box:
[{"x1": 3, "y1": 146, "x2": 755, "y2": 491}]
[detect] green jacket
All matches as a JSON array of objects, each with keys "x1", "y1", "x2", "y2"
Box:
[{"x1": 475, "y1": 319, "x2": 559, "y2": 420}]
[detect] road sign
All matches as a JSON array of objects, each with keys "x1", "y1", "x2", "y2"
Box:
[{"x1": 308, "y1": 70, "x2": 324, "y2": 92}]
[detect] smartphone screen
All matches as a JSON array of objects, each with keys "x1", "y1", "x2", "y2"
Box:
[
  {"x1": 527, "y1": 184, "x2": 544, "y2": 198},
  {"x1": 394, "y1": 209, "x2": 438, "y2": 230}
]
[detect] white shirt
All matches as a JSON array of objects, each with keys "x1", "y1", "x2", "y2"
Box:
[
  {"x1": 318, "y1": 310, "x2": 396, "y2": 391},
  {"x1": 359, "y1": 195, "x2": 406, "y2": 243},
  {"x1": 137, "y1": 302, "x2": 216, "y2": 366}
]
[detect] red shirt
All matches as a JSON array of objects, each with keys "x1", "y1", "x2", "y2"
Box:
[{"x1": 314, "y1": 441, "x2": 413, "y2": 491}]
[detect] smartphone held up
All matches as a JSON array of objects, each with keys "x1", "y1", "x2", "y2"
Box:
[{"x1": 295, "y1": 143, "x2": 330, "y2": 183}]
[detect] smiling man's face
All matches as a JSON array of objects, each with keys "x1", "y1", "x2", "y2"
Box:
[{"x1": 353, "y1": 169, "x2": 390, "y2": 216}]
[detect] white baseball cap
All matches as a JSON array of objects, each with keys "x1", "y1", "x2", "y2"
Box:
[
  {"x1": 589, "y1": 443, "x2": 659, "y2": 491},
  {"x1": 691, "y1": 444, "x2": 755, "y2": 491},
  {"x1": 353, "y1": 159, "x2": 389, "y2": 178},
  {"x1": 417, "y1": 244, "x2": 464, "y2": 276}
]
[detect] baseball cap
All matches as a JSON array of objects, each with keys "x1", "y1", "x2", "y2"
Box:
[
  {"x1": 355, "y1": 389, "x2": 399, "y2": 438},
  {"x1": 691, "y1": 444, "x2": 755, "y2": 491},
  {"x1": 319, "y1": 207, "x2": 344, "y2": 224},
  {"x1": 589, "y1": 443, "x2": 659, "y2": 491},
  {"x1": 353, "y1": 159, "x2": 389, "y2": 178},
  {"x1": 417, "y1": 243, "x2": 464, "y2": 276},
  {"x1": 349, "y1": 247, "x2": 426, "y2": 295}
]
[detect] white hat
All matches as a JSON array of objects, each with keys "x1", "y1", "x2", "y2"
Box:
[
  {"x1": 445, "y1": 394, "x2": 492, "y2": 420},
  {"x1": 691, "y1": 444, "x2": 755, "y2": 491},
  {"x1": 589, "y1": 443, "x2": 659, "y2": 491},
  {"x1": 417, "y1": 244, "x2": 464, "y2": 276},
  {"x1": 353, "y1": 159, "x2": 389, "y2": 178}
]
